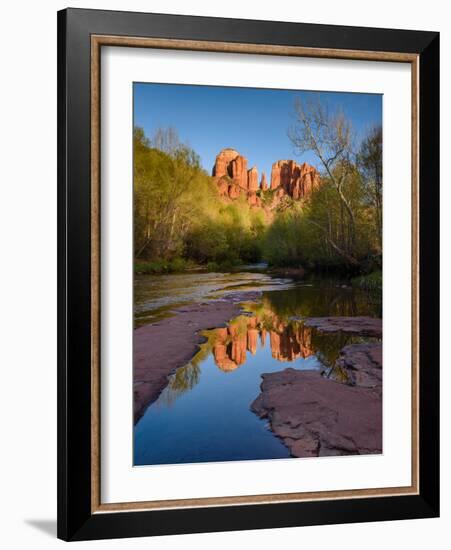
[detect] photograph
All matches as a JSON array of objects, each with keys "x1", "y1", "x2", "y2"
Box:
[{"x1": 132, "y1": 83, "x2": 383, "y2": 466}]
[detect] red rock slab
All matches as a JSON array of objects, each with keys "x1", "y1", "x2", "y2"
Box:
[
  {"x1": 134, "y1": 292, "x2": 260, "y2": 423},
  {"x1": 251, "y1": 365, "x2": 382, "y2": 457},
  {"x1": 303, "y1": 316, "x2": 382, "y2": 338},
  {"x1": 337, "y1": 343, "x2": 382, "y2": 394}
]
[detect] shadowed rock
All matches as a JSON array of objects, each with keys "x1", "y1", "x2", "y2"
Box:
[
  {"x1": 251, "y1": 363, "x2": 382, "y2": 457},
  {"x1": 336, "y1": 342, "x2": 382, "y2": 395},
  {"x1": 302, "y1": 316, "x2": 382, "y2": 338}
]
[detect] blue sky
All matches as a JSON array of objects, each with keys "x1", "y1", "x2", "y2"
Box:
[{"x1": 134, "y1": 83, "x2": 382, "y2": 180}]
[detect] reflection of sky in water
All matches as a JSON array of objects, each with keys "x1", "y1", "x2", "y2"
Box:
[
  {"x1": 134, "y1": 281, "x2": 381, "y2": 466},
  {"x1": 134, "y1": 334, "x2": 322, "y2": 466}
]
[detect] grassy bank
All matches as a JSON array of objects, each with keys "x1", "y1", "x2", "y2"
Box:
[
  {"x1": 134, "y1": 258, "x2": 192, "y2": 275},
  {"x1": 134, "y1": 258, "x2": 243, "y2": 275},
  {"x1": 351, "y1": 270, "x2": 382, "y2": 291}
]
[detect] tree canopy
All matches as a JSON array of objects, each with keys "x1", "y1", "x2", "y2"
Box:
[{"x1": 134, "y1": 104, "x2": 382, "y2": 275}]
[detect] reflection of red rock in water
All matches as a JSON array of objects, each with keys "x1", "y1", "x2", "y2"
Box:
[
  {"x1": 232, "y1": 336, "x2": 247, "y2": 367},
  {"x1": 212, "y1": 342, "x2": 238, "y2": 372},
  {"x1": 270, "y1": 324, "x2": 314, "y2": 362},
  {"x1": 211, "y1": 314, "x2": 315, "y2": 371},
  {"x1": 247, "y1": 329, "x2": 259, "y2": 355},
  {"x1": 212, "y1": 324, "x2": 246, "y2": 371}
]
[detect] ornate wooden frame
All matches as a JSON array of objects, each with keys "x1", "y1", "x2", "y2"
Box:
[{"x1": 58, "y1": 8, "x2": 439, "y2": 541}]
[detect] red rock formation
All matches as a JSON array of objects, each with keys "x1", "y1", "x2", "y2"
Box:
[
  {"x1": 231, "y1": 156, "x2": 248, "y2": 190},
  {"x1": 336, "y1": 343, "x2": 382, "y2": 393},
  {"x1": 251, "y1": 363, "x2": 382, "y2": 457},
  {"x1": 213, "y1": 148, "x2": 248, "y2": 190},
  {"x1": 303, "y1": 316, "x2": 382, "y2": 338},
  {"x1": 270, "y1": 160, "x2": 320, "y2": 200},
  {"x1": 247, "y1": 166, "x2": 259, "y2": 191},
  {"x1": 213, "y1": 149, "x2": 321, "y2": 208},
  {"x1": 228, "y1": 184, "x2": 241, "y2": 199},
  {"x1": 216, "y1": 178, "x2": 230, "y2": 199},
  {"x1": 247, "y1": 191, "x2": 261, "y2": 207}
]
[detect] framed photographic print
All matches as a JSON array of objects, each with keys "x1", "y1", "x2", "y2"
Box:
[{"x1": 57, "y1": 8, "x2": 439, "y2": 541}]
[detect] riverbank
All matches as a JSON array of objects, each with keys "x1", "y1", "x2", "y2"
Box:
[
  {"x1": 134, "y1": 291, "x2": 262, "y2": 423},
  {"x1": 135, "y1": 258, "x2": 382, "y2": 285},
  {"x1": 133, "y1": 272, "x2": 383, "y2": 463}
]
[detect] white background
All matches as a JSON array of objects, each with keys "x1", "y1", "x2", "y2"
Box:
[
  {"x1": 0, "y1": 0, "x2": 448, "y2": 548},
  {"x1": 102, "y1": 48, "x2": 412, "y2": 503}
]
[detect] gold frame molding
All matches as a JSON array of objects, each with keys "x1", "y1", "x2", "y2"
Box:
[{"x1": 90, "y1": 35, "x2": 419, "y2": 514}]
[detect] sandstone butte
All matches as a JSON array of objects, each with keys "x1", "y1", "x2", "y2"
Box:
[{"x1": 212, "y1": 147, "x2": 321, "y2": 208}]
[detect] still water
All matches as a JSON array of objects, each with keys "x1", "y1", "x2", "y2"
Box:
[{"x1": 134, "y1": 274, "x2": 381, "y2": 466}]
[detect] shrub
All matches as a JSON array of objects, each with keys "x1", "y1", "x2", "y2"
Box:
[
  {"x1": 134, "y1": 257, "x2": 189, "y2": 274},
  {"x1": 351, "y1": 270, "x2": 382, "y2": 291}
]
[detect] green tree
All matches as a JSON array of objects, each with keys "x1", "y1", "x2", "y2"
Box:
[
  {"x1": 358, "y1": 125, "x2": 382, "y2": 252},
  {"x1": 288, "y1": 98, "x2": 360, "y2": 265},
  {"x1": 134, "y1": 126, "x2": 213, "y2": 260}
]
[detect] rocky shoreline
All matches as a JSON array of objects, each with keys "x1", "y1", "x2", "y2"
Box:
[
  {"x1": 135, "y1": 294, "x2": 383, "y2": 458},
  {"x1": 301, "y1": 316, "x2": 382, "y2": 337},
  {"x1": 251, "y1": 317, "x2": 382, "y2": 458},
  {"x1": 133, "y1": 291, "x2": 261, "y2": 423}
]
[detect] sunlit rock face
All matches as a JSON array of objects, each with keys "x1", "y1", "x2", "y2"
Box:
[
  {"x1": 213, "y1": 149, "x2": 261, "y2": 206},
  {"x1": 211, "y1": 313, "x2": 316, "y2": 372},
  {"x1": 247, "y1": 191, "x2": 261, "y2": 207},
  {"x1": 247, "y1": 166, "x2": 259, "y2": 191},
  {"x1": 270, "y1": 160, "x2": 320, "y2": 199},
  {"x1": 213, "y1": 148, "x2": 321, "y2": 208},
  {"x1": 213, "y1": 148, "x2": 248, "y2": 190}
]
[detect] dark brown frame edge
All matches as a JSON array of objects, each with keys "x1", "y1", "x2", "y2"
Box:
[
  {"x1": 89, "y1": 36, "x2": 420, "y2": 513},
  {"x1": 57, "y1": 7, "x2": 439, "y2": 541}
]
